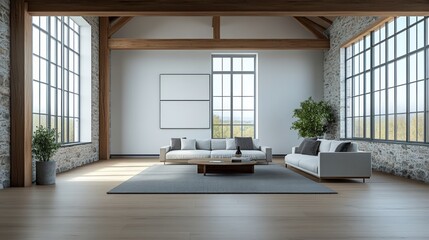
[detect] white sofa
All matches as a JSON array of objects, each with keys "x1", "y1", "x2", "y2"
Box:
[
  {"x1": 285, "y1": 139, "x2": 372, "y2": 182},
  {"x1": 160, "y1": 139, "x2": 272, "y2": 164}
]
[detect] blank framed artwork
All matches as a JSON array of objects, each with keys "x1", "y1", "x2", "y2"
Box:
[
  {"x1": 159, "y1": 74, "x2": 210, "y2": 129},
  {"x1": 160, "y1": 101, "x2": 210, "y2": 129}
]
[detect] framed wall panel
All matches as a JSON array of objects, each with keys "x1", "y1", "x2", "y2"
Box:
[{"x1": 159, "y1": 74, "x2": 210, "y2": 129}]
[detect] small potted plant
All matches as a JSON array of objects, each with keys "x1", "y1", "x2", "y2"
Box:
[
  {"x1": 291, "y1": 97, "x2": 335, "y2": 138},
  {"x1": 32, "y1": 126, "x2": 61, "y2": 185}
]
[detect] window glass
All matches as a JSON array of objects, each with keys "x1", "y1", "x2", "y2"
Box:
[
  {"x1": 32, "y1": 16, "x2": 81, "y2": 143},
  {"x1": 212, "y1": 55, "x2": 256, "y2": 138}
]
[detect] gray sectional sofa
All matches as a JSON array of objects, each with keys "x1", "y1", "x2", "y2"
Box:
[
  {"x1": 160, "y1": 139, "x2": 272, "y2": 164},
  {"x1": 285, "y1": 139, "x2": 372, "y2": 182}
]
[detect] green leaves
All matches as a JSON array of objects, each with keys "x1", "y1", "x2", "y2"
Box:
[
  {"x1": 291, "y1": 97, "x2": 335, "y2": 138},
  {"x1": 32, "y1": 126, "x2": 61, "y2": 162}
]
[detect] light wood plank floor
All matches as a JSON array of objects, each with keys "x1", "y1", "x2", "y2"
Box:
[{"x1": 0, "y1": 158, "x2": 428, "y2": 240}]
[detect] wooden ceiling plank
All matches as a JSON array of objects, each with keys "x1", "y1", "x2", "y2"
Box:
[
  {"x1": 294, "y1": 17, "x2": 327, "y2": 39},
  {"x1": 108, "y1": 38, "x2": 330, "y2": 50},
  {"x1": 341, "y1": 16, "x2": 393, "y2": 48},
  {"x1": 108, "y1": 17, "x2": 133, "y2": 38},
  {"x1": 212, "y1": 16, "x2": 220, "y2": 39},
  {"x1": 25, "y1": 0, "x2": 429, "y2": 16}
]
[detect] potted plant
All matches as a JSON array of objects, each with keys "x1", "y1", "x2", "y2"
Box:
[
  {"x1": 32, "y1": 126, "x2": 61, "y2": 185},
  {"x1": 291, "y1": 97, "x2": 335, "y2": 138}
]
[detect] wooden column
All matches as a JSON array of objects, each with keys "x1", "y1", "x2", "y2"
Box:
[
  {"x1": 10, "y1": 0, "x2": 33, "y2": 187},
  {"x1": 99, "y1": 17, "x2": 110, "y2": 160},
  {"x1": 212, "y1": 16, "x2": 220, "y2": 39}
]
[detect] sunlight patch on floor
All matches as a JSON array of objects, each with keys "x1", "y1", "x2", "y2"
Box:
[{"x1": 66, "y1": 161, "x2": 158, "y2": 182}]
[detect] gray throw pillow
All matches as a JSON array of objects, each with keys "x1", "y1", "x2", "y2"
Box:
[
  {"x1": 335, "y1": 142, "x2": 351, "y2": 152},
  {"x1": 295, "y1": 137, "x2": 317, "y2": 154},
  {"x1": 301, "y1": 140, "x2": 321, "y2": 156},
  {"x1": 170, "y1": 138, "x2": 181, "y2": 150},
  {"x1": 235, "y1": 137, "x2": 253, "y2": 150},
  {"x1": 196, "y1": 139, "x2": 211, "y2": 150},
  {"x1": 226, "y1": 139, "x2": 236, "y2": 150}
]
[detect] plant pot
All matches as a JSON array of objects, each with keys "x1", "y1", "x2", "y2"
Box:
[{"x1": 36, "y1": 161, "x2": 56, "y2": 185}]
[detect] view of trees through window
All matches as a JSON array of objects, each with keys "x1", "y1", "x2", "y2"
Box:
[
  {"x1": 32, "y1": 16, "x2": 81, "y2": 143},
  {"x1": 345, "y1": 16, "x2": 428, "y2": 143},
  {"x1": 212, "y1": 55, "x2": 256, "y2": 138}
]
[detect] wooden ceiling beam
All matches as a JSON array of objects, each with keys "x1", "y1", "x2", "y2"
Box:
[
  {"x1": 25, "y1": 0, "x2": 429, "y2": 16},
  {"x1": 108, "y1": 17, "x2": 133, "y2": 38},
  {"x1": 304, "y1": 17, "x2": 327, "y2": 31},
  {"x1": 108, "y1": 38, "x2": 330, "y2": 50},
  {"x1": 212, "y1": 16, "x2": 220, "y2": 39},
  {"x1": 342, "y1": 17, "x2": 393, "y2": 48},
  {"x1": 294, "y1": 17, "x2": 327, "y2": 39},
  {"x1": 319, "y1": 16, "x2": 333, "y2": 25}
]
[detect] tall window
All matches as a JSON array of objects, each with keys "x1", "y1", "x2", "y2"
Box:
[
  {"x1": 345, "y1": 16, "x2": 428, "y2": 143},
  {"x1": 212, "y1": 55, "x2": 256, "y2": 138},
  {"x1": 33, "y1": 16, "x2": 81, "y2": 143}
]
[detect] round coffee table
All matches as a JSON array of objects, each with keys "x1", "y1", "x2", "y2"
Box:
[{"x1": 188, "y1": 159, "x2": 257, "y2": 176}]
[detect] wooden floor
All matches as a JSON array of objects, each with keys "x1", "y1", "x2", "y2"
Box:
[{"x1": 0, "y1": 158, "x2": 429, "y2": 240}]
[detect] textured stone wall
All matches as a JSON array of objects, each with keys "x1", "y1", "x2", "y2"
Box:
[
  {"x1": 324, "y1": 17, "x2": 429, "y2": 183},
  {"x1": 0, "y1": 11, "x2": 99, "y2": 188},
  {"x1": 0, "y1": 0, "x2": 10, "y2": 188},
  {"x1": 51, "y1": 16, "x2": 100, "y2": 174}
]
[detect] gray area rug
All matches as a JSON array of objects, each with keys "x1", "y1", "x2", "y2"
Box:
[{"x1": 108, "y1": 164, "x2": 336, "y2": 194}]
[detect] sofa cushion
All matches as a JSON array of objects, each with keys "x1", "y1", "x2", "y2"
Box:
[
  {"x1": 181, "y1": 139, "x2": 196, "y2": 150},
  {"x1": 335, "y1": 142, "x2": 351, "y2": 152},
  {"x1": 301, "y1": 140, "x2": 321, "y2": 156},
  {"x1": 235, "y1": 137, "x2": 254, "y2": 150},
  {"x1": 170, "y1": 138, "x2": 181, "y2": 150},
  {"x1": 196, "y1": 139, "x2": 211, "y2": 150},
  {"x1": 211, "y1": 139, "x2": 226, "y2": 150},
  {"x1": 211, "y1": 150, "x2": 266, "y2": 160},
  {"x1": 226, "y1": 139, "x2": 236, "y2": 150},
  {"x1": 298, "y1": 157, "x2": 319, "y2": 174},
  {"x1": 166, "y1": 150, "x2": 211, "y2": 159},
  {"x1": 285, "y1": 154, "x2": 301, "y2": 166},
  {"x1": 210, "y1": 150, "x2": 235, "y2": 158},
  {"x1": 295, "y1": 137, "x2": 317, "y2": 153},
  {"x1": 318, "y1": 139, "x2": 332, "y2": 152},
  {"x1": 241, "y1": 150, "x2": 266, "y2": 160}
]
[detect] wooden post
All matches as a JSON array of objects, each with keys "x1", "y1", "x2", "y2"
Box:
[
  {"x1": 212, "y1": 16, "x2": 220, "y2": 39},
  {"x1": 10, "y1": 0, "x2": 33, "y2": 187},
  {"x1": 99, "y1": 17, "x2": 110, "y2": 160}
]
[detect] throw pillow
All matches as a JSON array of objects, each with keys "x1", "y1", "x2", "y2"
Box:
[
  {"x1": 235, "y1": 137, "x2": 254, "y2": 150},
  {"x1": 211, "y1": 139, "x2": 226, "y2": 150},
  {"x1": 301, "y1": 140, "x2": 321, "y2": 156},
  {"x1": 317, "y1": 139, "x2": 332, "y2": 152},
  {"x1": 335, "y1": 142, "x2": 351, "y2": 152},
  {"x1": 329, "y1": 140, "x2": 347, "y2": 152},
  {"x1": 170, "y1": 138, "x2": 181, "y2": 150},
  {"x1": 252, "y1": 139, "x2": 261, "y2": 150},
  {"x1": 196, "y1": 139, "x2": 211, "y2": 150},
  {"x1": 295, "y1": 137, "x2": 317, "y2": 153},
  {"x1": 226, "y1": 139, "x2": 236, "y2": 150},
  {"x1": 181, "y1": 139, "x2": 196, "y2": 150}
]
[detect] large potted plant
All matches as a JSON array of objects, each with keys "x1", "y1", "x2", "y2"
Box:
[
  {"x1": 291, "y1": 97, "x2": 335, "y2": 138},
  {"x1": 32, "y1": 126, "x2": 61, "y2": 185}
]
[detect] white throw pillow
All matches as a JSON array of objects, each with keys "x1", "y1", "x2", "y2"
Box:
[
  {"x1": 329, "y1": 140, "x2": 345, "y2": 152},
  {"x1": 181, "y1": 139, "x2": 196, "y2": 150},
  {"x1": 318, "y1": 139, "x2": 332, "y2": 152},
  {"x1": 211, "y1": 139, "x2": 226, "y2": 150},
  {"x1": 252, "y1": 139, "x2": 261, "y2": 150},
  {"x1": 226, "y1": 139, "x2": 236, "y2": 150}
]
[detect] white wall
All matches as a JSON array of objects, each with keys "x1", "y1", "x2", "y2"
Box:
[{"x1": 110, "y1": 17, "x2": 323, "y2": 155}]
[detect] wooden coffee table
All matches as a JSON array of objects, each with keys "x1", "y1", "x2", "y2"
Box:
[{"x1": 188, "y1": 159, "x2": 257, "y2": 176}]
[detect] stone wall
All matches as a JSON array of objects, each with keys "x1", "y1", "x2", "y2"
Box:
[
  {"x1": 0, "y1": 0, "x2": 9, "y2": 188},
  {"x1": 0, "y1": 8, "x2": 100, "y2": 188},
  {"x1": 324, "y1": 16, "x2": 429, "y2": 183}
]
